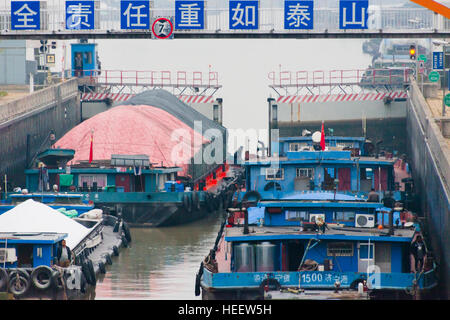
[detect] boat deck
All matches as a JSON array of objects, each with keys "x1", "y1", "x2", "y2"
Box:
[
  {"x1": 266, "y1": 289, "x2": 369, "y2": 300},
  {"x1": 224, "y1": 224, "x2": 416, "y2": 241}
]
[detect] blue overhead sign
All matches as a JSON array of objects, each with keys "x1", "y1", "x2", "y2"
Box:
[
  {"x1": 339, "y1": 0, "x2": 368, "y2": 30},
  {"x1": 66, "y1": 1, "x2": 95, "y2": 30},
  {"x1": 229, "y1": 0, "x2": 259, "y2": 30},
  {"x1": 120, "y1": 0, "x2": 150, "y2": 29},
  {"x1": 11, "y1": 1, "x2": 40, "y2": 30},
  {"x1": 433, "y1": 51, "x2": 444, "y2": 70},
  {"x1": 175, "y1": 1, "x2": 205, "y2": 30},
  {"x1": 284, "y1": 1, "x2": 314, "y2": 30}
]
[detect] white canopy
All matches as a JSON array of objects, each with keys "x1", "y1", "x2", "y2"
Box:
[{"x1": 0, "y1": 199, "x2": 92, "y2": 248}]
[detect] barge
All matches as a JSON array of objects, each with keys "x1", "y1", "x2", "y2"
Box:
[
  {"x1": 197, "y1": 133, "x2": 437, "y2": 300},
  {"x1": 0, "y1": 199, "x2": 129, "y2": 299}
]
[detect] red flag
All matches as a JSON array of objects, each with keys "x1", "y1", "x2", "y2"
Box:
[
  {"x1": 320, "y1": 121, "x2": 326, "y2": 151},
  {"x1": 89, "y1": 131, "x2": 93, "y2": 163}
]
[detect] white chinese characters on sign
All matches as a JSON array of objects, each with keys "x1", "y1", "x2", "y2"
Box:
[
  {"x1": 11, "y1": 1, "x2": 40, "y2": 30},
  {"x1": 284, "y1": 1, "x2": 314, "y2": 29},
  {"x1": 339, "y1": 0, "x2": 368, "y2": 30},
  {"x1": 120, "y1": 1, "x2": 150, "y2": 29},
  {"x1": 175, "y1": 2, "x2": 203, "y2": 29},
  {"x1": 229, "y1": 1, "x2": 258, "y2": 30},
  {"x1": 66, "y1": 2, "x2": 94, "y2": 30}
]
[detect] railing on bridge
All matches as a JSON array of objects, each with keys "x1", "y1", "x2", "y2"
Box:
[
  {"x1": 74, "y1": 70, "x2": 221, "y2": 88},
  {"x1": 0, "y1": 3, "x2": 449, "y2": 38},
  {"x1": 269, "y1": 68, "x2": 413, "y2": 88}
]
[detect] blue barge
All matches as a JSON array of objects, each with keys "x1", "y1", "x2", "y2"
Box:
[
  {"x1": 198, "y1": 135, "x2": 437, "y2": 299},
  {"x1": 0, "y1": 193, "x2": 94, "y2": 217}
]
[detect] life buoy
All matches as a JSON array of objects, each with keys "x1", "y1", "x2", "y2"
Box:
[
  {"x1": 31, "y1": 265, "x2": 53, "y2": 290},
  {"x1": 121, "y1": 235, "x2": 129, "y2": 248},
  {"x1": 98, "y1": 262, "x2": 106, "y2": 274},
  {"x1": 192, "y1": 192, "x2": 200, "y2": 210},
  {"x1": 0, "y1": 268, "x2": 9, "y2": 292},
  {"x1": 113, "y1": 245, "x2": 120, "y2": 257},
  {"x1": 183, "y1": 193, "x2": 193, "y2": 213},
  {"x1": 8, "y1": 270, "x2": 31, "y2": 296},
  {"x1": 122, "y1": 222, "x2": 132, "y2": 242}
]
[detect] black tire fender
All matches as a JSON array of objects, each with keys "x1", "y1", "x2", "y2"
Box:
[
  {"x1": 122, "y1": 235, "x2": 128, "y2": 248},
  {"x1": 192, "y1": 191, "x2": 201, "y2": 210},
  {"x1": 81, "y1": 261, "x2": 94, "y2": 286},
  {"x1": 183, "y1": 193, "x2": 193, "y2": 213},
  {"x1": 242, "y1": 191, "x2": 261, "y2": 203},
  {"x1": 105, "y1": 253, "x2": 113, "y2": 265},
  {"x1": 0, "y1": 268, "x2": 9, "y2": 292},
  {"x1": 8, "y1": 270, "x2": 31, "y2": 296},
  {"x1": 98, "y1": 262, "x2": 106, "y2": 274},
  {"x1": 122, "y1": 222, "x2": 132, "y2": 242},
  {"x1": 113, "y1": 245, "x2": 119, "y2": 257},
  {"x1": 31, "y1": 265, "x2": 53, "y2": 290},
  {"x1": 87, "y1": 259, "x2": 96, "y2": 286}
]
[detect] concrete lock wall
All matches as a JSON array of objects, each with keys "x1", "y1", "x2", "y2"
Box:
[
  {"x1": 0, "y1": 79, "x2": 80, "y2": 186},
  {"x1": 407, "y1": 80, "x2": 450, "y2": 299}
]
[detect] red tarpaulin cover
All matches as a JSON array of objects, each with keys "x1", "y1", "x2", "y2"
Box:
[{"x1": 54, "y1": 105, "x2": 209, "y2": 176}]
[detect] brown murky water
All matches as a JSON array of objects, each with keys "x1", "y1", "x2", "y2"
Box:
[{"x1": 94, "y1": 212, "x2": 225, "y2": 300}]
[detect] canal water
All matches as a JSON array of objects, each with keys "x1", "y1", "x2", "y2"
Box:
[{"x1": 94, "y1": 212, "x2": 225, "y2": 300}]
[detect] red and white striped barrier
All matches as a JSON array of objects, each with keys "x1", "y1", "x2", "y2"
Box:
[
  {"x1": 81, "y1": 93, "x2": 133, "y2": 102},
  {"x1": 178, "y1": 95, "x2": 214, "y2": 104},
  {"x1": 81, "y1": 93, "x2": 215, "y2": 104},
  {"x1": 276, "y1": 91, "x2": 408, "y2": 104}
]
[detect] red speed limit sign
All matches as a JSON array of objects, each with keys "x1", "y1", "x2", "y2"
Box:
[{"x1": 152, "y1": 17, "x2": 174, "y2": 39}]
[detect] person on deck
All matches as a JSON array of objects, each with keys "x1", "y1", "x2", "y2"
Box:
[
  {"x1": 57, "y1": 240, "x2": 72, "y2": 268},
  {"x1": 410, "y1": 235, "x2": 427, "y2": 273},
  {"x1": 367, "y1": 188, "x2": 380, "y2": 202},
  {"x1": 316, "y1": 217, "x2": 329, "y2": 234}
]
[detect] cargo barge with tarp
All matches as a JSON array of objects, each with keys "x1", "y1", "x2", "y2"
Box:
[{"x1": 17, "y1": 90, "x2": 243, "y2": 227}]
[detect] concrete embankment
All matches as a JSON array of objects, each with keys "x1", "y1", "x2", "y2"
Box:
[
  {"x1": 0, "y1": 79, "x2": 80, "y2": 186},
  {"x1": 407, "y1": 80, "x2": 450, "y2": 299}
]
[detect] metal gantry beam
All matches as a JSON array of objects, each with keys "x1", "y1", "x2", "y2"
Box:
[{"x1": 1, "y1": 4, "x2": 450, "y2": 40}]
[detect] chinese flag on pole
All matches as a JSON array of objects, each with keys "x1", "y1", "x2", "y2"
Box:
[
  {"x1": 320, "y1": 121, "x2": 326, "y2": 151},
  {"x1": 89, "y1": 130, "x2": 94, "y2": 163}
]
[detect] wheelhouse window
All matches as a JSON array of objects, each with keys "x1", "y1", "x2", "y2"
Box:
[
  {"x1": 285, "y1": 210, "x2": 308, "y2": 221},
  {"x1": 289, "y1": 143, "x2": 308, "y2": 152},
  {"x1": 78, "y1": 174, "x2": 107, "y2": 188},
  {"x1": 296, "y1": 168, "x2": 314, "y2": 178},
  {"x1": 327, "y1": 242, "x2": 354, "y2": 257},
  {"x1": 336, "y1": 142, "x2": 354, "y2": 149},
  {"x1": 266, "y1": 168, "x2": 284, "y2": 180},
  {"x1": 333, "y1": 211, "x2": 355, "y2": 222}
]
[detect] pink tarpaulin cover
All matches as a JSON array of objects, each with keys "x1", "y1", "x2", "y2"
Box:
[{"x1": 54, "y1": 105, "x2": 208, "y2": 176}]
